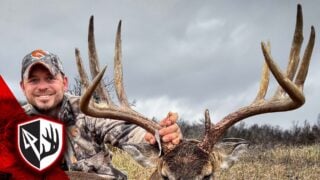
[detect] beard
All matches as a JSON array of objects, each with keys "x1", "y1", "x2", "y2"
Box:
[{"x1": 28, "y1": 92, "x2": 64, "y2": 116}]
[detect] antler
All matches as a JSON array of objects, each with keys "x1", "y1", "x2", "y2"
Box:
[
  {"x1": 40, "y1": 125, "x2": 59, "y2": 160},
  {"x1": 199, "y1": 4, "x2": 315, "y2": 151},
  {"x1": 76, "y1": 17, "x2": 169, "y2": 151}
]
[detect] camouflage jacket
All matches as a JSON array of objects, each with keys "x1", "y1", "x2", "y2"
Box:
[{"x1": 23, "y1": 93, "x2": 148, "y2": 179}]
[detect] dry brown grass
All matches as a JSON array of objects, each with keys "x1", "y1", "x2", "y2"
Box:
[{"x1": 112, "y1": 144, "x2": 320, "y2": 180}]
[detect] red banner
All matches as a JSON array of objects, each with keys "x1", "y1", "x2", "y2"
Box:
[{"x1": 0, "y1": 76, "x2": 68, "y2": 179}]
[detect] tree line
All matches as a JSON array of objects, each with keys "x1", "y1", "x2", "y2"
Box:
[{"x1": 178, "y1": 117, "x2": 320, "y2": 146}]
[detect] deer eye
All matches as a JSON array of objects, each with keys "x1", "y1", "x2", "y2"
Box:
[
  {"x1": 161, "y1": 175, "x2": 169, "y2": 180},
  {"x1": 203, "y1": 173, "x2": 213, "y2": 180}
]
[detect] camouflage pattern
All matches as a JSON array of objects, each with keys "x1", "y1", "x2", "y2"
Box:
[
  {"x1": 23, "y1": 93, "x2": 149, "y2": 179},
  {"x1": 21, "y1": 49, "x2": 64, "y2": 79}
]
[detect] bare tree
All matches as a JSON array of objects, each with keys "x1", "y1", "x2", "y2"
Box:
[{"x1": 69, "y1": 76, "x2": 114, "y2": 102}]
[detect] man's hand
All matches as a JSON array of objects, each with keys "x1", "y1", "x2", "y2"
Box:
[{"x1": 144, "y1": 112, "x2": 182, "y2": 149}]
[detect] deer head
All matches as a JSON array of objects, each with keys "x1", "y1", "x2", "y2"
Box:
[{"x1": 75, "y1": 4, "x2": 315, "y2": 180}]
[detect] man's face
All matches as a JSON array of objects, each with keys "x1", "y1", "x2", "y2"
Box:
[{"x1": 20, "y1": 64, "x2": 68, "y2": 112}]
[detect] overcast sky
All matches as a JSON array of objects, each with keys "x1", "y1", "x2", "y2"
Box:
[{"x1": 1, "y1": 0, "x2": 319, "y2": 129}]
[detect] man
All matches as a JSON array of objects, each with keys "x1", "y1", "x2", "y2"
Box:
[{"x1": 20, "y1": 49, "x2": 182, "y2": 179}]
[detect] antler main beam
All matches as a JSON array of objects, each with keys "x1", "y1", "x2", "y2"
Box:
[{"x1": 199, "y1": 4, "x2": 315, "y2": 151}]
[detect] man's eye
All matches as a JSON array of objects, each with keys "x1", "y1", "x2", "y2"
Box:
[
  {"x1": 46, "y1": 76, "x2": 55, "y2": 81},
  {"x1": 28, "y1": 79, "x2": 39, "y2": 83}
]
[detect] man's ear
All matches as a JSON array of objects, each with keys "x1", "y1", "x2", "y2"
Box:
[
  {"x1": 63, "y1": 76, "x2": 68, "y2": 91},
  {"x1": 20, "y1": 81, "x2": 26, "y2": 93},
  {"x1": 121, "y1": 143, "x2": 160, "y2": 168},
  {"x1": 213, "y1": 138, "x2": 250, "y2": 170}
]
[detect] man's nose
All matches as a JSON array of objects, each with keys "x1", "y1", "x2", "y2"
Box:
[{"x1": 37, "y1": 80, "x2": 49, "y2": 90}]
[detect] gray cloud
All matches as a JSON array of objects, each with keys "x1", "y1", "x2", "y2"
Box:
[{"x1": 1, "y1": 0, "x2": 319, "y2": 129}]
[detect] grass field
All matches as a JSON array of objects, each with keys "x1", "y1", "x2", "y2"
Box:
[{"x1": 112, "y1": 144, "x2": 320, "y2": 180}]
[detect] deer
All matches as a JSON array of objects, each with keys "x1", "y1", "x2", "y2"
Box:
[{"x1": 68, "y1": 4, "x2": 315, "y2": 180}]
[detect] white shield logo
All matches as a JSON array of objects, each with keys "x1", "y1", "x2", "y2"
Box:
[{"x1": 17, "y1": 118, "x2": 64, "y2": 172}]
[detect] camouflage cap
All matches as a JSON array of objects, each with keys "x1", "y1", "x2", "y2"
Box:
[{"x1": 21, "y1": 49, "x2": 64, "y2": 79}]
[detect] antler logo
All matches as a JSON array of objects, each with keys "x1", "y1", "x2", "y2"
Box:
[{"x1": 17, "y1": 118, "x2": 63, "y2": 172}]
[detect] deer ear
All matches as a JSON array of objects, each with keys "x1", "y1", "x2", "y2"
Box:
[
  {"x1": 213, "y1": 138, "x2": 250, "y2": 170},
  {"x1": 121, "y1": 143, "x2": 160, "y2": 168}
]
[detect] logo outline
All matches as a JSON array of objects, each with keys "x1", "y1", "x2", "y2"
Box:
[{"x1": 17, "y1": 117, "x2": 65, "y2": 173}]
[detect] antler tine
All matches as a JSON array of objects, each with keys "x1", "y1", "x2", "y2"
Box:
[
  {"x1": 253, "y1": 42, "x2": 270, "y2": 103},
  {"x1": 274, "y1": 4, "x2": 303, "y2": 98},
  {"x1": 88, "y1": 16, "x2": 114, "y2": 105},
  {"x1": 295, "y1": 26, "x2": 315, "y2": 87},
  {"x1": 199, "y1": 109, "x2": 212, "y2": 151},
  {"x1": 261, "y1": 41, "x2": 305, "y2": 104},
  {"x1": 286, "y1": 4, "x2": 304, "y2": 80},
  {"x1": 80, "y1": 66, "x2": 107, "y2": 112},
  {"x1": 114, "y1": 20, "x2": 131, "y2": 108},
  {"x1": 75, "y1": 48, "x2": 90, "y2": 90},
  {"x1": 199, "y1": 4, "x2": 315, "y2": 151}
]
